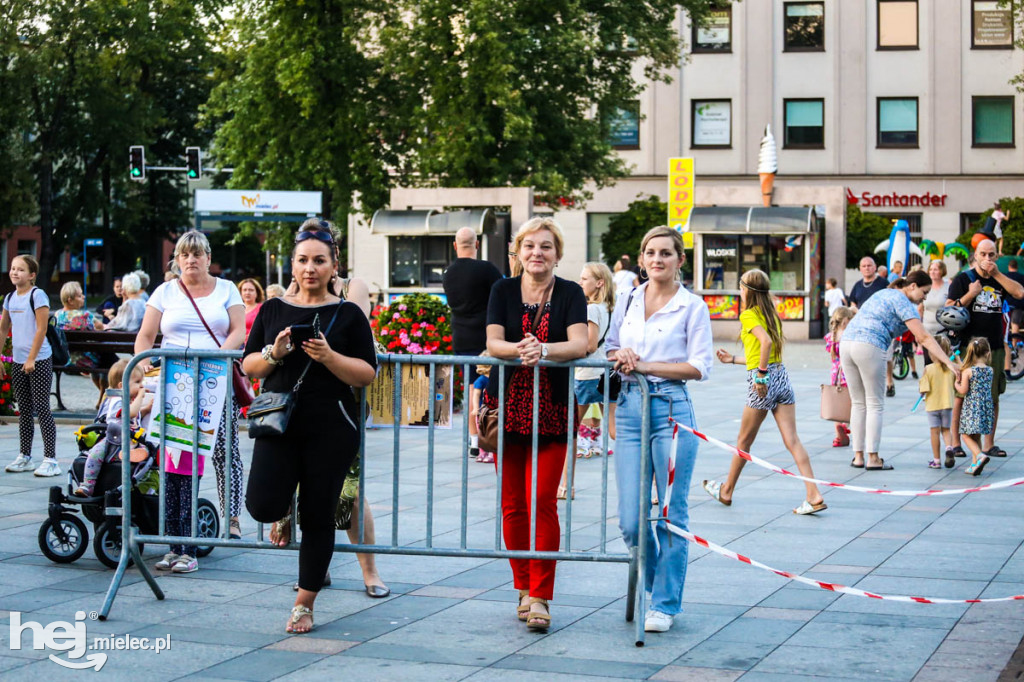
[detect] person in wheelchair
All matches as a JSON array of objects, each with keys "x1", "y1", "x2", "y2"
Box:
[{"x1": 73, "y1": 360, "x2": 153, "y2": 498}]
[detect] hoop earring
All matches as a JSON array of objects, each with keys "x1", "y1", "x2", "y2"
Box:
[{"x1": 640, "y1": 267, "x2": 648, "y2": 279}]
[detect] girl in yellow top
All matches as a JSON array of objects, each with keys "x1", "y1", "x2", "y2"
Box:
[
  {"x1": 918, "y1": 334, "x2": 957, "y2": 470},
  {"x1": 704, "y1": 269, "x2": 826, "y2": 515}
]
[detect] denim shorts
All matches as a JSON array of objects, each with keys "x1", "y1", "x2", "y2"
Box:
[
  {"x1": 575, "y1": 379, "x2": 603, "y2": 406},
  {"x1": 926, "y1": 408, "x2": 952, "y2": 429}
]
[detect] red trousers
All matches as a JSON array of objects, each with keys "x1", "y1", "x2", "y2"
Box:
[{"x1": 496, "y1": 440, "x2": 566, "y2": 600}]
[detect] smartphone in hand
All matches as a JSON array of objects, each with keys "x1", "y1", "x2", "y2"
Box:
[{"x1": 289, "y1": 324, "x2": 315, "y2": 346}]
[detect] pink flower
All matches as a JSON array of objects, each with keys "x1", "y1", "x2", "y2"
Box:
[
  {"x1": 379, "y1": 329, "x2": 388, "y2": 336},
  {"x1": 392, "y1": 312, "x2": 400, "y2": 320},
  {"x1": 398, "y1": 304, "x2": 407, "y2": 311},
  {"x1": 408, "y1": 343, "x2": 422, "y2": 353},
  {"x1": 412, "y1": 330, "x2": 422, "y2": 337},
  {"x1": 400, "y1": 336, "x2": 410, "y2": 346}
]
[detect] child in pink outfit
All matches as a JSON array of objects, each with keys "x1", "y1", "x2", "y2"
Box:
[{"x1": 825, "y1": 307, "x2": 855, "y2": 447}]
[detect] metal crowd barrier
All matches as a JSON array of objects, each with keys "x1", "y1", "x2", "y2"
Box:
[{"x1": 99, "y1": 350, "x2": 659, "y2": 646}]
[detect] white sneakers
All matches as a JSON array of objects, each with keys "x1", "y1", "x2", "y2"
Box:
[
  {"x1": 171, "y1": 555, "x2": 198, "y2": 573},
  {"x1": 644, "y1": 610, "x2": 674, "y2": 633},
  {"x1": 6, "y1": 455, "x2": 62, "y2": 477},
  {"x1": 5, "y1": 454, "x2": 33, "y2": 472},
  {"x1": 155, "y1": 553, "x2": 180, "y2": 570},
  {"x1": 33, "y1": 458, "x2": 61, "y2": 477},
  {"x1": 6, "y1": 455, "x2": 61, "y2": 476}
]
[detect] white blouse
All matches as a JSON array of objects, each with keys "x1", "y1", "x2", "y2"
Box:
[{"x1": 605, "y1": 283, "x2": 714, "y2": 383}]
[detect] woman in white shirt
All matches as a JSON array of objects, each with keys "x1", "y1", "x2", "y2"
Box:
[
  {"x1": 606, "y1": 226, "x2": 714, "y2": 634},
  {"x1": 135, "y1": 231, "x2": 246, "y2": 570}
]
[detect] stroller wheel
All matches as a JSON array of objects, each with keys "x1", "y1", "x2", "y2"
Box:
[
  {"x1": 39, "y1": 513, "x2": 88, "y2": 564},
  {"x1": 93, "y1": 521, "x2": 144, "y2": 569},
  {"x1": 195, "y1": 498, "x2": 220, "y2": 558}
]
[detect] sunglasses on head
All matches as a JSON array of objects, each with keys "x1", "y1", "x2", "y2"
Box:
[{"x1": 295, "y1": 226, "x2": 335, "y2": 245}]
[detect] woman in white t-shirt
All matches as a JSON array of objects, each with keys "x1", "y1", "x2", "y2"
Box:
[
  {"x1": 135, "y1": 231, "x2": 246, "y2": 571},
  {"x1": 1, "y1": 255, "x2": 60, "y2": 477},
  {"x1": 920, "y1": 259, "x2": 950, "y2": 365}
]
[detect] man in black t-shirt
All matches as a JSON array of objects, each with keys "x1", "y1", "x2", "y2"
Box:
[
  {"x1": 848, "y1": 256, "x2": 889, "y2": 309},
  {"x1": 442, "y1": 227, "x2": 502, "y2": 457},
  {"x1": 946, "y1": 239, "x2": 1024, "y2": 457}
]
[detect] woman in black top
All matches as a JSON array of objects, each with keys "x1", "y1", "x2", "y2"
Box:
[
  {"x1": 242, "y1": 225, "x2": 377, "y2": 634},
  {"x1": 485, "y1": 217, "x2": 588, "y2": 630}
]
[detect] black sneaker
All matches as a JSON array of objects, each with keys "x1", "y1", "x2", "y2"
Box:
[
  {"x1": 469, "y1": 447, "x2": 479, "y2": 459},
  {"x1": 911, "y1": 371, "x2": 919, "y2": 379},
  {"x1": 885, "y1": 385, "x2": 895, "y2": 397}
]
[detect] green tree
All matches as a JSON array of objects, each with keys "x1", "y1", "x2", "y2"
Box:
[
  {"x1": 957, "y1": 197, "x2": 1024, "y2": 257},
  {"x1": 386, "y1": 1, "x2": 728, "y2": 205},
  {"x1": 599, "y1": 195, "x2": 668, "y2": 267},
  {"x1": 845, "y1": 204, "x2": 893, "y2": 269},
  {"x1": 204, "y1": 0, "x2": 409, "y2": 259},
  {"x1": 0, "y1": 0, "x2": 226, "y2": 288}
]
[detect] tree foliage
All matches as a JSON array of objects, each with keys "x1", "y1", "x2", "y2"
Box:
[
  {"x1": 204, "y1": 0, "x2": 410, "y2": 258},
  {"x1": 599, "y1": 195, "x2": 669, "y2": 268},
  {"x1": 957, "y1": 196, "x2": 1024, "y2": 256},
  {"x1": 845, "y1": 204, "x2": 893, "y2": 269},
  {"x1": 0, "y1": 0, "x2": 226, "y2": 287},
  {"x1": 386, "y1": 1, "x2": 725, "y2": 206}
]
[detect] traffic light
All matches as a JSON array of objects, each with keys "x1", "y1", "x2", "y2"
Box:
[
  {"x1": 185, "y1": 147, "x2": 202, "y2": 181},
  {"x1": 129, "y1": 146, "x2": 145, "y2": 180}
]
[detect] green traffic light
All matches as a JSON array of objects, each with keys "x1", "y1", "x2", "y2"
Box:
[
  {"x1": 132, "y1": 169, "x2": 141, "y2": 176},
  {"x1": 189, "y1": 171, "x2": 197, "y2": 178}
]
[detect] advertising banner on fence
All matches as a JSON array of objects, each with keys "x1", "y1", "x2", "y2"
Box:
[
  {"x1": 147, "y1": 357, "x2": 229, "y2": 452},
  {"x1": 367, "y1": 362, "x2": 453, "y2": 429}
]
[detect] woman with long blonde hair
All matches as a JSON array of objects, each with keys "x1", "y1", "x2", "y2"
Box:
[{"x1": 704, "y1": 269, "x2": 826, "y2": 515}]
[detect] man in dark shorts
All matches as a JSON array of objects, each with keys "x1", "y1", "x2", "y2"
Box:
[
  {"x1": 946, "y1": 239, "x2": 1024, "y2": 458},
  {"x1": 442, "y1": 227, "x2": 502, "y2": 458}
]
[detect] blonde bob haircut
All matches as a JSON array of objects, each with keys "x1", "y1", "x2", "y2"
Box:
[
  {"x1": 513, "y1": 217, "x2": 565, "y2": 262},
  {"x1": 582, "y1": 262, "x2": 616, "y2": 313},
  {"x1": 639, "y1": 225, "x2": 686, "y2": 280},
  {"x1": 170, "y1": 230, "x2": 212, "y2": 271},
  {"x1": 60, "y1": 281, "x2": 83, "y2": 307}
]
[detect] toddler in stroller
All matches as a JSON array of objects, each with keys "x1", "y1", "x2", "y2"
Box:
[{"x1": 74, "y1": 360, "x2": 153, "y2": 498}]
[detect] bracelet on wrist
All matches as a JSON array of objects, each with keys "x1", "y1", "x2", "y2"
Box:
[
  {"x1": 757, "y1": 367, "x2": 769, "y2": 374},
  {"x1": 262, "y1": 344, "x2": 284, "y2": 366},
  {"x1": 753, "y1": 376, "x2": 769, "y2": 385}
]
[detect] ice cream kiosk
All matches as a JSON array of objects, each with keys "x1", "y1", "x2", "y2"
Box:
[{"x1": 690, "y1": 205, "x2": 825, "y2": 339}]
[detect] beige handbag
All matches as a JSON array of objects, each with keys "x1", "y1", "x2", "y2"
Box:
[{"x1": 820, "y1": 384, "x2": 851, "y2": 422}]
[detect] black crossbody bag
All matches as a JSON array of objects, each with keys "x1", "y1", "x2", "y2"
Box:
[{"x1": 248, "y1": 304, "x2": 342, "y2": 439}]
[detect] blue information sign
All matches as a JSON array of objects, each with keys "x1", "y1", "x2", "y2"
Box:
[{"x1": 84, "y1": 238, "x2": 104, "y2": 247}]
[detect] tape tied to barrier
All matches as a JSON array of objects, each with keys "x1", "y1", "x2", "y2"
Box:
[
  {"x1": 671, "y1": 418, "x2": 1024, "y2": 497},
  {"x1": 657, "y1": 419, "x2": 1024, "y2": 603}
]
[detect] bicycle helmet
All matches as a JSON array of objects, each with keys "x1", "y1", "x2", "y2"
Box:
[{"x1": 936, "y1": 305, "x2": 969, "y2": 331}]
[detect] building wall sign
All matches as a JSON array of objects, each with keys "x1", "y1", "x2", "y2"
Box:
[
  {"x1": 846, "y1": 188, "x2": 947, "y2": 208},
  {"x1": 194, "y1": 189, "x2": 322, "y2": 214}
]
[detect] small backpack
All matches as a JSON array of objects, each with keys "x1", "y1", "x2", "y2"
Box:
[{"x1": 4, "y1": 287, "x2": 71, "y2": 366}]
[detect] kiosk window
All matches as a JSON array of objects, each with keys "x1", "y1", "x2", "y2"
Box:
[
  {"x1": 739, "y1": 236, "x2": 805, "y2": 291},
  {"x1": 389, "y1": 236, "x2": 454, "y2": 288},
  {"x1": 703, "y1": 236, "x2": 739, "y2": 290}
]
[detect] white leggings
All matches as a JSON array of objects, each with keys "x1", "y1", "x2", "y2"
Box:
[{"x1": 840, "y1": 341, "x2": 887, "y2": 454}]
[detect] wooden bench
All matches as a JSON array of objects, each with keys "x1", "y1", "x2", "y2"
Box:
[{"x1": 53, "y1": 330, "x2": 161, "y2": 411}]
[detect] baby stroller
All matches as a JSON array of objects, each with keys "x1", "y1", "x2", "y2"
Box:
[{"x1": 38, "y1": 411, "x2": 220, "y2": 569}]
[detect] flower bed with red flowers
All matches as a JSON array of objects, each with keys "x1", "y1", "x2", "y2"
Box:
[{"x1": 370, "y1": 293, "x2": 462, "y2": 401}]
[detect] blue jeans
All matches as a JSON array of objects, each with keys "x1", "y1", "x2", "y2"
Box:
[{"x1": 614, "y1": 380, "x2": 697, "y2": 616}]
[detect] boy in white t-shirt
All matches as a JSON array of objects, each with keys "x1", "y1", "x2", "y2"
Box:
[{"x1": 824, "y1": 277, "x2": 847, "y2": 320}]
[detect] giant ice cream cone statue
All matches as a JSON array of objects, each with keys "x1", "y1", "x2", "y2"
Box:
[{"x1": 758, "y1": 124, "x2": 777, "y2": 207}]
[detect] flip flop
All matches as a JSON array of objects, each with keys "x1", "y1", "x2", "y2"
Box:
[
  {"x1": 702, "y1": 479, "x2": 731, "y2": 506},
  {"x1": 793, "y1": 500, "x2": 828, "y2": 515},
  {"x1": 865, "y1": 459, "x2": 894, "y2": 471},
  {"x1": 850, "y1": 459, "x2": 865, "y2": 468},
  {"x1": 973, "y1": 454, "x2": 990, "y2": 476}
]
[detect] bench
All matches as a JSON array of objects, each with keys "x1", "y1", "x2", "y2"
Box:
[{"x1": 53, "y1": 330, "x2": 161, "y2": 411}]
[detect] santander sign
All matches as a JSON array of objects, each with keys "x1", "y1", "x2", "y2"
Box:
[{"x1": 847, "y1": 188, "x2": 947, "y2": 208}]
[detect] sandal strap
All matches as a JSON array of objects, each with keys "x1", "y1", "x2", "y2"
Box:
[{"x1": 289, "y1": 604, "x2": 313, "y2": 624}]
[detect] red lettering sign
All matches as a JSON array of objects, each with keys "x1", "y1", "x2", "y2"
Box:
[{"x1": 847, "y1": 189, "x2": 947, "y2": 208}]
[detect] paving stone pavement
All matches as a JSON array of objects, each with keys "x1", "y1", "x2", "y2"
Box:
[{"x1": 1, "y1": 341, "x2": 1023, "y2": 680}]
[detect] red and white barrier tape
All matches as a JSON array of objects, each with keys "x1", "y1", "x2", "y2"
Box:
[
  {"x1": 666, "y1": 522, "x2": 1024, "y2": 604},
  {"x1": 673, "y1": 419, "x2": 1024, "y2": 497}
]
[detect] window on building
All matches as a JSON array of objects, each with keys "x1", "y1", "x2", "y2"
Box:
[
  {"x1": 16, "y1": 240, "x2": 36, "y2": 257},
  {"x1": 692, "y1": 99, "x2": 732, "y2": 148},
  {"x1": 972, "y1": 1, "x2": 1013, "y2": 49},
  {"x1": 972, "y1": 97, "x2": 1015, "y2": 147},
  {"x1": 388, "y1": 236, "x2": 454, "y2": 288},
  {"x1": 586, "y1": 213, "x2": 618, "y2": 262},
  {"x1": 784, "y1": 99, "x2": 825, "y2": 148},
  {"x1": 961, "y1": 213, "x2": 983, "y2": 236},
  {"x1": 784, "y1": 2, "x2": 825, "y2": 51},
  {"x1": 608, "y1": 101, "x2": 640, "y2": 150},
  {"x1": 877, "y1": 1, "x2": 918, "y2": 49},
  {"x1": 877, "y1": 97, "x2": 919, "y2": 147},
  {"x1": 692, "y1": 5, "x2": 732, "y2": 53}
]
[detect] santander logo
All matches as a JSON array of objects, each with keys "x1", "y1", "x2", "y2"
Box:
[{"x1": 847, "y1": 188, "x2": 947, "y2": 208}]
